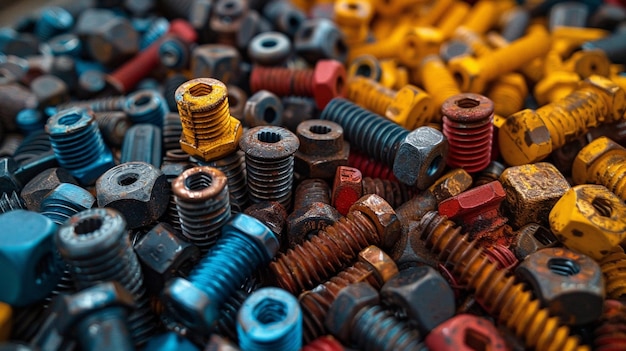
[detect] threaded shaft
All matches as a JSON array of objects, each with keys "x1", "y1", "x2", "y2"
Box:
[
  {"x1": 0, "y1": 191, "x2": 25, "y2": 213},
  {"x1": 594, "y1": 300, "x2": 626, "y2": 351},
  {"x1": 302, "y1": 336, "x2": 345, "y2": 351},
  {"x1": 56, "y1": 96, "x2": 126, "y2": 112},
  {"x1": 93, "y1": 111, "x2": 130, "y2": 147},
  {"x1": 40, "y1": 184, "x2": 94, "y2": 226},
  {"x1": 0, "y1": 134, "x2": 24, "y2": 157},
  {"x1": 348, "y1": 151, "x2": 396, "y2": 180},
  {"x1": 351, "y1": 304, "x2": 424, "y2": 350},
  {"x1": 205, "y1": 151, "x2": 248, "y2": 213},
  {"x1": 484, "y1": 245, "x2": 518, "y2": 270},
  {"x1": 270, "y1": 210, "x2": 380, "y2": 293},
  {"x1": 594, "y1": 155, "x2": 626, "y2": 201},
  {"x1": 419, "y1": 55, "x2": 461, "y2": 123},
  {"x1": 417, "y1": 211, "x2": 586, "y2": 351},
  {"x1": 124, "y1": 90, "x2": 168, "y2": 128},
  {"x1": 599, "y1": 250, "x2": 626, "y2": 299},
  {"x1": 321, "y1": 98, "x2": 408, "y2": 167},
  {"x1": 13, "y1": 130, "x2": 52, "y2": 164},
  {"x1": 55, "y1": 208, "x2": 156, "y2": 346},
  {"x1": 214, "y1": 289, "x2": 249, "y2": 342},
  {"x1": 11, "y1": 303, "x2": 47, "y2": 341},
  {"x1": 346, "y1": 77, "x2": 395, "y2": 117},
  {"x1": 487, "y1": 75, "x2": 526, "y2": 117},
  {"x1": 140, "y1": 17, "x2": 169, "y2": 49},
  {"x1": 173, "y1": 166, "x2": 231, "y2": 254},
  {"x1": 300, "y1": 261, "x2": 384, "y2": 343},
  {"x1": 294, "y1": 179, "x2": 331, "y2": 210},
  {"x1": 35, "y1": 7, "x2": 74, "y2": 42},
  {"x1": 250, "y1": 67, "x2": 314, "y2": 97},
  {"x1": 362, "y1": 177, "x2": 415, "y2": 208}
]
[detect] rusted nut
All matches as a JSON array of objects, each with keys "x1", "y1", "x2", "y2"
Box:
[
  {"x1": 30, "y1": 75, "x2": 69, "y2": 107},
  {"x1": 425, "y1": 314, "x2": 508, "y2": 351},
  {"x1": 381, "y1": 265, "x2": 455, "y2": 332},
  {"x1": 294, "y1": 120, "x2": 349, "y2": 179},
  {"x1": 393, "y1": 126, "x2": 448, "y2": 189},
  {"x1": 287, "y1": 202, "x2": 341, "y2": 249},
  {"x1": 325, "y1": 282, "x2": 380, "y2": 344},
  {"x1": 191, "y1": 44, "x2": 241, "y2": 84},
  {"x1": 210, "y1": 0, "x2": 249, "y2": 47},
  {"x1": 549, "y1": 184, "x2": 626, "y2": 261},
  {"x1": 134, "y1": 222, "x2": 200, "y2": 295},
  {"x1": 349, "y1": 194, "x2": 401, "y2": 249},
  {"x1": 500, "y1": 162, "x2": 570, "y2": 228},
  {"x1": 516, "y1": 247, "x2": 605, "y2": 326},
  {"x1": 511, "y1": 223, "x2": 559, "y2": 261},
  {"x1": 244, "y1": 90, "x2": 284, "y2": 127},
  {"x1": 96, "y1": 161, "x2": 170, "y2": 229},
  {"x1": 313, "y1": 59, "x2": 347, "y2": 110},
  {"x1": 244, "y1": 201, "x2": 288, "y2": 249},
  {"x1": 282, "y1": 97, "x2": 316, "y2": 133},
  {"x1": 19, "y1": 167, "x2": 77, "y2": 211},
  {"x1": 247, "y1": 31, "x2": 292, "y2": 66},
  {"x1": 332, "y1": 166, "x2": 362, "y2": 216},
  {"x1": 295, "y1": 18, "x2": 348, "y2": 65},
  {"x1": 86, "y1": 16, "x2": 139, "y2": 67},
  {"x1": 263, "y1": 0, "x2": 306, "y2": 37}
]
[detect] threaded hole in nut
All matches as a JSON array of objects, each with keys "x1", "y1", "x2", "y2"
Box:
[
  {"x1": 310, "y1": 125, "x2": 331, "y2": 134},
  {"x1": 185, "y1": 171, "x2": 213, "y2": 191},
  {"x1": 75, "y1": 217, "x2": 103, "y2": 235},
  {"x1": 263, "y1": 107, "x2": 277, "y2": 124},
  {"x1": 347, "y1": 2, "x2": 360, "y2": 10},
  {"x1": 355, "y1": 63, "x2": 373, "y2": 78},
  {"x1": 464, "y1": 328, "x2": 490, "y2": 351},
  {"x1": 548, "y1": 258, "x2": 580, "y2": 277},
  {"x1": 258, "y1": 131, "x2": 282, "y2": 143},
  {"x1": 189, "y1": 83, "x2": 213, "y2": 97},
  {"x1": 455, "y1": 98, "x2": 480, "y2": 108},
  {"x1": 261, "y1": 39, "x2": 278, "y2": 48},
  {"x1": 118, "y1": 173, "x2": 139, "y2": 186},
  {"x1": 427, "y1": 155, "x2": 443, "y2": 177},
  {"x1": 253, "y1": 298, "x2": 287, "y2": 324},
  {"x1": 334, "y1": 39, "x2": 348, "y2": 57},
  {"x1": 287, "y1": 15, "x2": 301, "y2": 31},
  {"x1": 592, "y1": 197, "x2": 612, "y2": 217},
  {"x1": 58, "y1": 113, "x2": 82, "y2": 126},
  {"x1": 135, "y1": 95, "x2": 151, "y2": 106},
  {"x1": 532, "y1": 226, "x2": 557, "y2": 246}
]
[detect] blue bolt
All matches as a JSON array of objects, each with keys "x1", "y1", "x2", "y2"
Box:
[
  {"x1": 123, "y1": 90, "x2": 168, "y2": 128},
  {"x1": 35, "y1": 7, "x2": 74, "y2": 42}
]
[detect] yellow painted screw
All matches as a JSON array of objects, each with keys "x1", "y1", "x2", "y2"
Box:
[
  {"x1": 436, "y1": 1, "x2": 470, "y2": 40},
  {"x1": 334, "y1": 0, "x2": 373, "y2": 46},
  {"x1": 573, "y1": 137, "x2": 626, "y2": 201},
  {"x1": 418, "y1": 55, "x2": 461, "y2": 123}
]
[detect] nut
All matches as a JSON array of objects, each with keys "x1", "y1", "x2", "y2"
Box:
[
  {"x1": 500, "y1": 162, "x2": 570, "y2": 228},
  {"x1": 549, "y1": 184, "x2": 626, "y2": 260},
  {"x1": 393, "y1": 126, "x2": 448, "y2": 189},
  {"x1": 20, "y1": 167, "x2": 78, "y2": 211},
  {"x1": 96, "y1": 161, "x2": 170, "y2": 229},
  {"x1": 325, "y1": 282, "x2": 379, "y2": 344},
  {"x1": 515, "y1": 247, "x2": 605, "y2": 325},
  {"x1": 332, "y1": 166, "x2": 363, "y2": 216},
  {"x1": 572, "y1": 136, "x2": 625, "y2": 186},
  {"x1": 380, "y1": 266, "x2": 455, "y2": 332},
  {"x1": 511, "y1": 223, "x2": 558, "y2": 261},
  {"x1": 348, "y1": 194, "x2": 401, "y2": 249},
  {"x1": 41, "y1": 183, "x2": 96, "y2": 224},
  {"x1": 244, "y1": 201, "x2": 288, "y2": 248},
  {"x1": 447, "y1": 55, "x2": 483, "y2": 93},
  {"x1": 294, "y1": 120, "x2": 350, "y2": 179},
  {"x1": 191, "y1": 44, "x2": 241, "y2": 84},
  {"x1": 86, "y1": 16, "x2": 139, "y2": 67},
  {"x1": 498, "y1": 109, "x2": 552, "y2": 166},
  {"x1": 358, "y1": 245, "x2": 399, "y2": 283},
  {"x1": 295, "y1": 19, "x2": 348, "y2": 65},
  {"x1": 313, "y1": 59, "x2": 347, "y2": 109},
  {"x1": 243, "y1": 90, "x2": 284, "y2": 127},
  {"x1": 247, "y1": 32, "x2": 292, "y2": 66}
]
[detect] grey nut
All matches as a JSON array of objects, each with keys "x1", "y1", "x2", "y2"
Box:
[{"x1": 393, "y1": 126, "x2": 448, "y2": 189}]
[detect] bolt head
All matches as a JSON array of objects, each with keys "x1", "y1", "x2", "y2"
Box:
[
  {"x1": 325, "y1": 282, "x2": 379, "y2": 344},
  {"x1": 498, "y1": 109, "x2": 553, "y2": 166},
  {"x1": 349, "y1": 194, "x2": 400, "y2": 249},
  {"x1": 572, "y1": 136, "x2": 626, "y2": 185},
  {"x1": 438, "y1": 180, "x2": 506, "y2": 220},
  {"x1": 580, "y1": 75, "x2": 626, "y2": 122},
  {"x1": 163, "y1": 278, "x2": 217, "y2": 333},
  {"x1": 393, "y1": 126, "x2": 448, "y2": 189},
  {"x1": 223, "y1": 213, "x2": 280, "y2": 261},
  {"x1": 358, "y1": 245, "x2": 399, "y2": 284},
  {"x1": 386, "y1": 85, "x2": 434, "y2": 129},
  {"x1": 313, "y1": 60, "x2": 347, "y2": 109},
  {"x1": 447, "y1": 55, "x2": 484, "y2": 93}
]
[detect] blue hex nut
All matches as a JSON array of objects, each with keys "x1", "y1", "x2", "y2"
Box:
[
  {"x1": 46, "y1": 107, "x2": 115, "y2": 185},
  {"x1": 0, "y1": 210, "x2": 61, "y2": 306},
  {"x1": 163, "y1": 213, "x2": 279, "y2": 333},
  {"x1": 237, "y1": 287, "x2": 302, "y2": 351}
]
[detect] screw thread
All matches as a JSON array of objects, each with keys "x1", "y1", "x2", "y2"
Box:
[
  {"x1": 57, "y1": 96, "x2": 126, "y2": 112},
  {"x1": 488, "y1": 77, "x2": 526, "y2": 117},
  {"x1": 594, "y1": 300, "x2": 626, "y2": 351},
  {"x1": 294, "y1": 179, "x2": 331, "y2": 210},
  {"x1": 35, "y1": 7, "x2": 73, "y2": 42},
  {"x1": 0, "y1": 134, "x2": 24, "y2": 158},
  {"x1": 473, "y1": 161, "x2": 506, "y2": 187},
  {"x1": 214, "y1": 289, "x2": 250, "y2": 343},
  {"x1": 594, "y1": 155, "x2": 626, "y2": 201},
  {"x1": 140, "y1": 17, "x2": 169, "y2": 50},
  {"x1": 162, "y1": 113, "x2": 183, "y2": 152},
  {"x1": 93, "y1": 111, "x2": 130, "y2": 147},
  {"x1": 41, "y1": 201, "x2": 90, "y2": 227},
  {"x1": 124, "y1": 91, "x2": 168, "y2": 128},
  {"x1": 270, "y1": 210, "x2": 380, "y2": 293},
  {"x1": 484, "y1": 245, "x2": 518, "y2": 270},
  {"x1": 346, "y1": 77, "x2": 395, "y2": 117},
  {"x1": 300, "y1": 261, "x2": 383, "y2": 343},
  {"x1": 321, "y1": 98, "x2": 408, "y2": 167},
  {"x1": 250, "y1": 67, "x2": 314, "y2": 97},
  {"x1": 11, "y1": 303, "x2": 47, "y2": 341},
  {"x1": 0, "y1": 191, "x2": 25, "y2": 214},
  {"x1": 204, "y1": 151, "x2": 249, "y2": 213},
  {"x1": 351, "y1": 304, "x2": 424, "y2": 350},
  {"x1": 362, "y1": 177, "x2": 416, "y2": 208},
  {"x1": 599, "y1": 250, "x2": 626, "y2": 299},
  {"x1": 419, "y1": 55, "x2": 461, "y2": 122},
  {"x1": 302, "y1": 336, "x2": 345, "y2": 351},
  {"x1": 14, "y1": 130, "x2": 52, "y2": 164},
  {"x1": 348, "y1": 151, "x2": 397, "y2": 180},
  {"x1": 245, "y1": 151, "x2": 295, "y2": 210},
  {"x1": 417, "y1": 211, "x2": 586, "y2": 351},
  {"x1": 178, "y1": 90, "x2": 231, "y2": 145}
]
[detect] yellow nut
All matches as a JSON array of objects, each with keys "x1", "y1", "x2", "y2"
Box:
[
  {"x1": 533, "y1": 71, "x2": 580, "y2": 106},
  {"x1": 176, "y1": 78, "x2": 243, "y2": 162},
  {"x1": 549, "y1": 184, "x2": 626, "y2": 261},
  {"x1": 358, "y1": 245, "x2": 399, "y2": 283},
  {"x1": 572, "y1": 137, "x2": 626, "y2": 201},
  {"x1": 447, "y1": 55, "x2": 483, "y2": 92}
]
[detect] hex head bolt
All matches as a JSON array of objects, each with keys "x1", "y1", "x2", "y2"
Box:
[
  {"x1": 270, "y1": 194, "x2": 401, "y2": 294},
  {"x1": 237, "y1": 287, "x2": 303, "y2": 351},
  {"x1": 240, "y1": 126, "x2": 299, "y2": 211},
  {"x1": 573, "y1": 137, "x2": 626, "y2": 201},
  {"x1": 325, "y1": 283, "x2": 425, "y2": 351},
  {"x1": 55, "y1": 208, "x2": 156, "y2": 346},
  {"x1": 416, "y1": 211, "x2": 587, "y2": 351},
  {"x1": 45, "y1": 108, "x2": 115, "y2": 186},
  {"x1": 163, "y1": 213, "x2": 278, "y2": 333},
  {"x1": 299, "y1": 245, "x2": 398, "y2": 343},
  {"x1": 249, "y1": 59, "x2": 346, "y2": 109},
  {"x1": 441, "y1": 93, "x2": 494, "y2": 173},
  {"x1": 172, "y1": 166, "x2": 231, "y2": 254},
  {"x1": 499, "y1": 75, "x2": 626, "y2": 166}
]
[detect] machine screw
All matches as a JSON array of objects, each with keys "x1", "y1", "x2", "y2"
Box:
[{"x1": 572, "y1": 136, "x2": 626, "y2": 201}]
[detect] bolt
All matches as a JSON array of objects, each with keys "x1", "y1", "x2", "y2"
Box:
[
  {"x1": 425, "y1": 314, "x2": 508, "y2": 351},
  {"x1": 40, "y1": 183, "x2": 95, "y2": 226},
  {"x1": 486, "y1": 73, "x2": 528, "y2": 118},
  {"x1": 92, "y1": 111, "x2": 131, "y2": 148},
  {"x1": 416, "y1": 211, "x2": 587, "y2": 351},
  {"x1": 347, "y1": 151, "x2": 396, "y2": 181},
  {"x1": 572, "y1": 137, "x2": 626, "y2": 201},
  {"x1": 294, "y1": 120, "x2": 350, "y2": 180},
  {"x1": 436, "y1": 1, "x2": 470, "y2": 40},
  {"x1": 594, "y1": 300, "x2": 626, "y2": 350},
  {"x1": 123, "y1": 90, "x2": 168, "y2": 128},
  {"x1": 0, "y1": 191, "x2": 25, "y2": 214},
  {"x1": 333, "y1": 0, "x2": 373, "y2": 46},
  {"x1": 362, "y1": 176, "x2": 417, "y2": 209},
  {"x1": 121, "y1": 124, "x2": 162, "y2": 167},
  {"x1": 56, "y1": 95, "x2": 127, "y2": 113},
  {"x1": 270, "y1": 194, "x2": 400, "y2": 294},
  {"x1": 301, "y1": 336, "x2": 344, "y2": 351}
]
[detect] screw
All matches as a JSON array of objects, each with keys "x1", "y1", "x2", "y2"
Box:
[
  {"x1": 40, "y1": 183, "x2": 95, "y2": 226},
  {"x1": 92, "y1": 111, "x2": 131, "y2": 148},
  {"x1": 56, "y1": 96, "x2": 127, "y2": 113},
  {"x1": 347, "y1": 151, "x2": 396, "y2": 181},
  {"x1": 362, "y1": 176, "x2": 417, "y2": 208},
  {"x1": 123, "y1": 90, "x2": 168, "y2": 128},
  {"x1": 0, "y1": 191, "x2": 25, "y2": 214},
  {"x1": 594, "y1": 300, "x2": 626, "y2": 350},
  {"x1": 121, "y1": 124, "x2": 162, "y2": 167},
  {"x1": 572, "y1": 137, "x2": 626, "y2": 201},
  {"x1": 333, "y1": 0, "x2": 373, "y2": 45}
]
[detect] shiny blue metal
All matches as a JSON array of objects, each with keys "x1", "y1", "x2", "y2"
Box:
[{"x1": 123, "y1": 90, "x2": 168, "y2": 128}]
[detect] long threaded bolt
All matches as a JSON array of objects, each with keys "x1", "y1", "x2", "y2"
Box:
[
  {"x1": 270, "y1": 194, "x2": 400, "y2": 294},
  {"x1": 599, "y1": 248, "x2": 626, "y2": 299},
  {"x1": 56, "y1": 96, "x2": 126, "y2": 113},
  {"x1": 418, "y1": 55, "x2": 462, "y2": 123},
  {"x1": 416, "y1": 211, "x2": 588, "y2": 351},
  {"x1": 164, "y1": 213, "x2": 279, "y2": 333},
  {"x1": 240, "y1": 126, "x2": 299, "y2": 211},
  {"x1": 172, "y1": 166, "x2": 231, "y2": 254},
  {"x1": 55, "y1": 208, "x2": 156, "y2": 346},
  {"x1": 299, "y1": 245, "x2": 398, "y2": 343}
]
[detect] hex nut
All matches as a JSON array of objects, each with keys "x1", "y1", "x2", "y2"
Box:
[
  {"x1": 41, "y1": 183, "x2": 96, "y2": 224},
  {"x1": 393, "y1": 126, "x2": 448, "y2": 189},
  {"x1": 20, "y1": 167, "x2": 78, "y2": 211},
  {"x1": 312, "y1": 59, "x2": 347, "y2": 109},
  {"x1": 572, "y1": 136, "x2": 625, "y2": 186},
  {"x1": 86, "y1": 16, "x2": 139, "y2": 67},
  {"x1": 223, "y1": 213, "x2": 280, "y2": 261},
  {"x1": 358, "y1": 245, "x2": 399, "y2": 284},
  {"x1": 349, "y1": 194, "x2": 401, "y2": 249},
  {"x1": 191, "y1": 44, "x2": 241, "y2": 84},
  {"x1": 325, "y1": 282, "x2": 379, "y2": 344},
  {"x1": 500, "y1": 162, "x2": 570, "y2": 228},
  {"x1": 515, "y1": 247, "x2": 605, "y2": 325},
  {"x1": 295, "y1": 19, "x2": 348, "y2": 65},
  {"x1": 386, "y1": 85, "x2": 434, "y2": 129},
  {"x1": 96, "y1": 161, "x2": 170, "y2": 229},
  {"x1": 581, "y1": 75, "x2": 626, "y2": 122},
  {"x1": 163, "y1": 278, "x2": 216, "y2": 333},
  {"x1": 247, "y1": 31, "x2": 292, "y2": 66},
  {"x1": 243, "y1": 90, "x2": 283, "y2": 127},
  {"x1": 380, "y1": 266, "x2": 455, "y2": 332},
  {"x1": 295, "y1": 120, "x2": 350, "y2": 179}
]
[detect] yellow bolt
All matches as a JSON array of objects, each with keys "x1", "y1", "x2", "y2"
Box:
[
  {"x1": 599, "y1": 248, "x2": 626, "y2": 299},
  {"x1": 551, "y1": 26, "x2": 609, "y2": 58},
  {"x1": 379, "y1": 60, "x2": 409, "y2": 90},
  {"x1": 346, "y1": 76, "x2": 434, "y2": 129},
  {"x1": 534, "y1": 51, "x2": 580, "y2": 106},
  {"x1": 563, "y1": 50, "x2": 611, "y2": 79},
  {"x1": 573, "y1": 137, "x2": 626, "y2": 201},
  {"x1": 499, "y1": 75, "x2": 626, "y2": 166},
  {"x1": 175, "y1": 78, "x2": 243, "y2": 162},
  {"x1": 418, "y1": 55, "x2": 461, "y2": 123},
  {"x1": 486, "y1": 73, "x2": 528, "y2": 117},
  {"x1": 436, "y1": 1, "x2": 470, "y2": 40},
  {"x1": 415, "y1": 0, "x2": 454, "y2": 27},
  {"x1": 448, "y1": 24, "x2": 551, "y2": 93},
  {"x1": 349, "y1": 25, "x2": 409, "y2": 63},
  {"x1": 334, "y1": 0, "x2": 373, "y2": 46},
  {"x1": 452, "y1": 26, "x2": 493, "y2": 57},
  {"x1": 460, "y1": 0, "x2": 513, "y2": 35}
]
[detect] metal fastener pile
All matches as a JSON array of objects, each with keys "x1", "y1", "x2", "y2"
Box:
[{"x1": 0, "y1": 0, "x2": 625, "y2": 350}]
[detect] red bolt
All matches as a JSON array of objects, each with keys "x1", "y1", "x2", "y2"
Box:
[
  {"x1": 348, "y1": 151, "x2": 397, "y2": 181},
  {"x1": 108, "y1": 20, "x2": 197, "y2": 93},
  {"x1": 426, "y1": 314, "x2": 508, "y2": 351},
  {"x1": 331, "y1": 166, "x2": 362, "y2": 216}
]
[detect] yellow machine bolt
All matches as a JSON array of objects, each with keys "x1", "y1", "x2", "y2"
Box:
[
  {"x1": 436, "y1": 1, "x2": 470, "y2": 40},
  {"x1": 418, "y1": 55, "x2": 461, "y2": 123},
  {"x1": 573, "y1": 137, "x2": 626, "y2": 201},
  {"x1": 486, "y1": 72, "x2": 528, "y2": 117},
  {"x1": 499, "y1": 75, "x2": 626, "y2": 166},
  {"x1": 334, "y1": 0, "x2": 373, "y2": 46}
]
